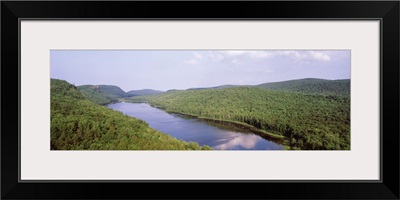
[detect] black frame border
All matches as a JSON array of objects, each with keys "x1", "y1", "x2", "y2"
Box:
[
  {"x1": 2, "y1": 1, "x2": 399, "y2": 199},
  {"x1": 16, "y1": 19, "x2": 380, "y2": 183}
]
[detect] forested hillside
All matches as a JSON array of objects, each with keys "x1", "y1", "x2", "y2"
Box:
[
  {"x1": 77, "y1": 85, "x2": 128, "y2": 105},
  {"x1": 128, "y1": 87, "x2": 350, "y2": 150},
  {"x1": 257, "y1": 78, "x2": 350, "y2": 96},
  {"x1": 51, "y1": 79, "x2": 212, "y2": 150}
]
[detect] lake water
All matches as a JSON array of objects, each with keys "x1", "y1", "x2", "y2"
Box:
[{"x1": 107, "y1": 102, "x2": 284, "y2": 150}]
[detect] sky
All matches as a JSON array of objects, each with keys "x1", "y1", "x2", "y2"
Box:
[{"x1": 50, "y1": 50, "x2": 350, "y2": 92}]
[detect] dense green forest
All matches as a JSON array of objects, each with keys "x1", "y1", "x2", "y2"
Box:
[
  {"x1": 77, "y1": 85, "x2": 128, "y2": 105},
  {"x1": 186, "y1": 79, "x2": 349, "y2": 96},
  {"x1": 127, "y1": 86, "x2": 350, "y2": 150},
  {"x1": 51, "y1": 79, "x2": 212, "y2": 150},
  {"x1": 54, "y1": 77, "x2": 350, "y2": 150},
  {"x1": 257, "y1": 78, "x2": 350, "y2": 96},
  {"x1": 78, "y1": 85, "x2": 165, "y2": 104}
]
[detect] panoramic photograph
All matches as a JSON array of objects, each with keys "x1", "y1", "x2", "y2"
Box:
[{"x1": 50, "y1": 50, "x2": 350, "y2": 150}]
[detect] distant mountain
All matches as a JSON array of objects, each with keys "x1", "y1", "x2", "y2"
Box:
[
  {"x1": 127, "y1": 89, "x2": 163, "y2": 96},
  {"x1": 77, "y1": 85, "x2": 128, "y2": 105},
  {"x1": 166, "y1": 89, "x2": 181, "y2": 92},
  {"x1": 95, "y1": 85, "x2": 128, "y2": 97},
  {"x1": 256, "y1": 78, "x2": 350, "y2": 96},
  {"x1": 187, "y1": 84, "x2": 241, "y2": 91},
  {"x1": 185, "y1": 79, "x2": 350, "y2": 96}
]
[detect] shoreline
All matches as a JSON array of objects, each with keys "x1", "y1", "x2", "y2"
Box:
[
  {"x1": 166, "y1": 110, "x2": 290, "y2": 149},
  {"x1": 119, "y1": 101, "x2": 290, "y2": 148},
  {"x1": 167, "y1": 110, "x2": 286, "y2": 140}
]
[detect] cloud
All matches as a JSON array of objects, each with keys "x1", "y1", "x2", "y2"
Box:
[
  {"x1": 212, "y1": 50, "x2": 330, "y2": 62},
  {"x1": 209, "y1": 52, "x2": 224, "y2": 61},
  {"x1": 222, "y1": 51, "x2": 247, "y2": 56},
  {"x1": 276, "y1": 51, "x2": 331, "y2": 62},
  {"x1": 248, "y1": 51, "x2": 273, "y2": 58},
  {"x1": 219, "y1": 50, "x2": 272, "y2": 59},
  {"x1": 310, "y1": 51, "x2": 331, "y2": 61},
  {"x1": 184, "y1": 52, "x2": 204, "y2": 64},
  {"x1": 203, "y1": 50, "x2": 274, "y2": 65},
  {"x1": 194, "y1": 52, "x2": 203, "y2": 59},
  {"x1": 185, "y1": 50, "x2": 331, "y2": 65}
]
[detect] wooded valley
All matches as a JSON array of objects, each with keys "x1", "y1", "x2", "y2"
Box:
[
  {"x1": 52, "y1": 78, "x2": 350, "y2": 150},
  {"x1": 51, "y1": 79, "x2": 212, "y2": 150}
]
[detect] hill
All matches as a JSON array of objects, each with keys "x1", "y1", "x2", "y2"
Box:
[
  {"x1": 127, "y1": 89, "x2": 163, "y2": 96},
  {"x1": 187, "y1": 84, "x2": 241, "y2": 91},
  {"x1": 257, "y1": 78, "x2": 350, "y2": 96},
  {"x1": 51, "y1": 79, "x2": 212, "y2": 150},
  {"x1": 77, "y1": 85, "x2": 128, "y2": 105},
  {"x1": 128, "y1": 86, "x2": 350, "y2": 150},
  {"x1": 183, "y1": 78, "x2": 350, "y2": 96}
]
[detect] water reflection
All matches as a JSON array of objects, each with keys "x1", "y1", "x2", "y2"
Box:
[
  {"x1": 107, "y1": 103, "x2": 284, "y2": 150},
  {"x1": 213, "y1": 134, "x2": 260, "y2": 150}
]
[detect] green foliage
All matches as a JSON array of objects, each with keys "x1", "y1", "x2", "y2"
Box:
[
  {"x1": 77, "y1": 85, "x2": 128, "y2": 105},
  {"x1": 51, "y1": 79, "x2": 211, "y2": 150},
  {"x1": 257, "y1": 78, "x2": 350, "y2": 96},
  {"x1": 95, "y1": 85, "x2": 128, "y2": 97},
  {"x1": 128, "y1": 86, "x2": 350, "y2": 150}
]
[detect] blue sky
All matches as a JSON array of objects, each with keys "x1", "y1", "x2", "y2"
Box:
[{"x1": 50, "y1": 50, "x2": 350, "y2": 91}]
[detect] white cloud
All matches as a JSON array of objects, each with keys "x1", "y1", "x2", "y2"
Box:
[
  {"x1": 204, "y1": 51, "x2": 274, "y2": 65},
  {"x1": 223, "y1": 51, "x2": 247, "y2": 56},
  {"x1": 209, "y1": 51, "x2": 224, "y2": 61},
  {"x1": 248, "y1": 51, "x2": 273, "y2": 58},
  {"x1": 186, "y1": 50, "x2": 331, "y2": 65},
  {"x1": 184, "y1": 52, "x2": 204, "y2": 64},
  {"x1": 218, "y1": 50, "x2": 272, "y2": 59},
  {"x1": 276, "y1": 51, "x2": 331, "y2": 62},
  {"x1": 194, "y1": 52, "x2": 203, "y2": 59},
  {"x1": 310, "y1": 51, "x2": 331, "y2": 61},
  {"x1": 276, "y1": 51, "x2": 295, "y2": 56}
]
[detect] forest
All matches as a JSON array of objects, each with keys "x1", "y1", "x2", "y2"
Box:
[
  {"x1": 77, "y1": 85, "x2": 128, "y2": 105},
  {"x1": 53, "y1": 78, "x2": 350, "y2": 150},
  {"x1": 127, "y1": 83, "x2": 350, "y2": 150},
  {"x1": 257, "y1": 78, "x2": 350, "y2": 96},
  {"x1": 51, "y1": 79, "x2": 212, "y2": 150}
]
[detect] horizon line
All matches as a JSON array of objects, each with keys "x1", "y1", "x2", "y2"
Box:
[{"x1": 51, "y1": 77, "x2": 350, "y2": 93}]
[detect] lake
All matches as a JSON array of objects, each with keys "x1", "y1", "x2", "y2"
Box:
[{"x1": 107, "y1": 102, "x2": 284, "y2": 150}]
